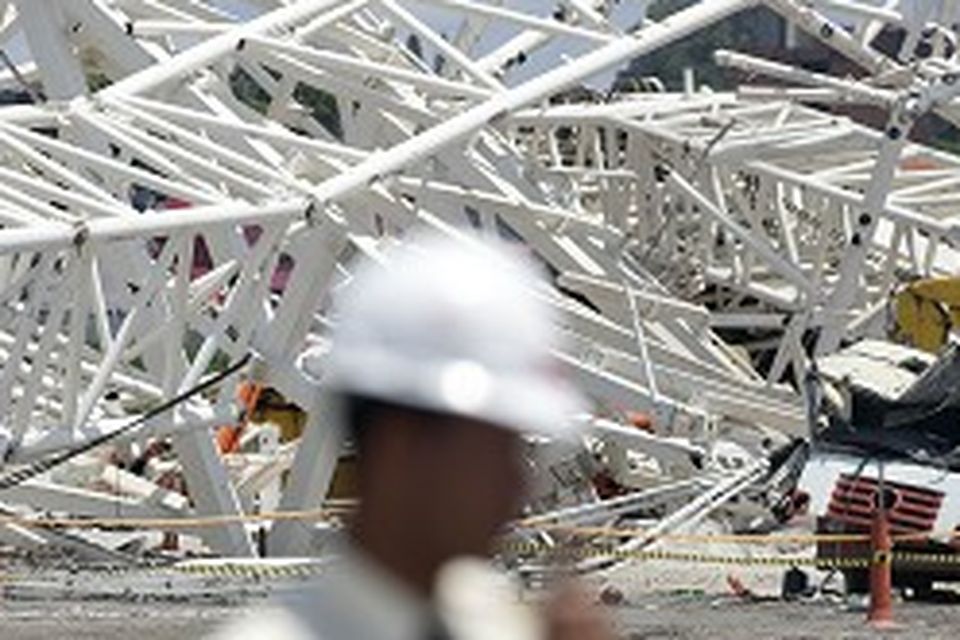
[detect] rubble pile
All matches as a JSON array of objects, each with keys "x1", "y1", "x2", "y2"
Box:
[{"x1": 0, "y1": 0, "x2": 956, "y2": 600}]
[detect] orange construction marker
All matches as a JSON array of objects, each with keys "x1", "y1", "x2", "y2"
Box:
[{"x1": 867, "y1": 492, "x2": 896, "y2": 629}]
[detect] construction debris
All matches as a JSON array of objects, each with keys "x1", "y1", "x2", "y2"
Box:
[{"x1": 0, "y1": 0, "x2": 957, "y2": 610}]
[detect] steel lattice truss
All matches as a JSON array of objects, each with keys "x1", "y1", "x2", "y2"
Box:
[{"x1": 0, "y1": 0, "x2": 956, "y2": 559}]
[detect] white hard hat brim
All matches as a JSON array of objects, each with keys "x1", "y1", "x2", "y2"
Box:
[{"x1": 327, "y1": 347, "x2": 586, "y2": 439}]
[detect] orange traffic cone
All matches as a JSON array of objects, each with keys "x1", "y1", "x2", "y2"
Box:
[{"x1": 867, "y1": 498, "x2": 895, "y2": 628}]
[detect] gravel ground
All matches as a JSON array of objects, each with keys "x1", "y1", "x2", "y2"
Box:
[
  {"x1": 4, "y1": 552, "x2": 960, "y2": 640},
  {"x1": 613, "y1": 593, "x2": 960, "y2": 639},
  {"x1": 4, "y1": 595, "x2": 960, "y2": 639},
  {"x1": 587, "y1": 544, "x2": 960, "y2": 639},
  {"x1": 587, "y1": 537, "x2": 960, "y2": 638},
  {"x1": 0, "y1": 600, "x2": 242, "y2": 640}
]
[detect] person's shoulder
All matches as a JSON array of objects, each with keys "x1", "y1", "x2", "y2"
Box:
[{"x1": 207, "y1": 605, "x2": 318, "y2": 640}]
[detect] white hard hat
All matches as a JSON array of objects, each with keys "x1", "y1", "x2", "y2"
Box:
[{"x1": 325, "y1": 233, "x2": 585, "y2": 438}]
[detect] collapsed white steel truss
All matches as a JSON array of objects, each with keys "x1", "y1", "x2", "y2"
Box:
[{"x1": 0, "y1": 0, "x2": 957, "y2": 558}]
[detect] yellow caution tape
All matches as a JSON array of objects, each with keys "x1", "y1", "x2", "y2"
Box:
[
  {"x1": 19, "y1": 560, "x2": 325, "y2": 581},
  {"x1": 515, "y1": 523, "x2": 960, "y2": 545},
  {"x1": 172, "y1": 562, "x2": 323, "y2": 579},
  {"x1": 502, "y1": 542, "x2": 868, "y2": 568},
  {"x1": 501, "y1": 542, "x2": 960, "y2": 571},
  {"x1": 518, "y1": 524, "x2": 867, "y2": 544},
  {"x1": 893, "y1": 551, "x2": 960, "y2": 566}
]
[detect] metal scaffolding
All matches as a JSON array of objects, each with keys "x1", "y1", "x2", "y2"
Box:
[{"x1": 0, "y1": 0, "x2": 956, "y2": 561}]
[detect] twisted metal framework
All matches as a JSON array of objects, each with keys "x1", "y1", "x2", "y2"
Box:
[{"x1": 0, "y1": 0, "x2": 956, "y2": 558}]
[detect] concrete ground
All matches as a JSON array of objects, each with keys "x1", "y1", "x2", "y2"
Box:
[
  {"x1": 588, "y1": 544, "x2": 960, "y2": 638},
  {"x1": 613, "y1": 593, "x2": 960, "y2": 639},
  {"x1": 3, "y1": 541, "x2": 960, "y2": 640},
  {"x1": 0, "y1": 600, "x2": 240, "y2": 640},
  {"x1": 4, "y1": 593, "x2": 960, "y2": 639}
]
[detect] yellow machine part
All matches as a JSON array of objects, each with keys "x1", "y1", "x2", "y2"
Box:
[
  {"x1": 255, "y1": 390, "x2": 359, "y2": 499},
  {"x1": 893, "y1": 278, "x2": 960, "y2": 353},
  {"x1": 327, "y1": 454, "x2": 359, "y2": 500},
  {"x1": 258, "y1": 404, "x2": 306, "y2": 442}
]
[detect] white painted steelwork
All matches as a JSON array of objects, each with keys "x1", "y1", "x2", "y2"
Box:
[{"x1": 0, "y1": 0, "x2": 954, "y2": 559}]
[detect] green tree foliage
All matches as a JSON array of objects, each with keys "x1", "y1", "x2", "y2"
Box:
[
  {"x1": 615, "y1": 0, "x2": 784, "y2": 92},
  {"x1": 229, "y1": 66, "x2": 271, "y2": 114},
  {"x1": 229, "y1": 65, "x2": 342, "y2": 140},
  {"x1": 293, "y1": 83, "x2": 343, "y2": 140}
]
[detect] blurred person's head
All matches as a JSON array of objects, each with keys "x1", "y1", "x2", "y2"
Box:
[
  {"x1": 325, "y1": 232, "x2": 583, "y2": 593},
  {"x1": 345, "y1": 395, "x2": 526, "y2": 574}
]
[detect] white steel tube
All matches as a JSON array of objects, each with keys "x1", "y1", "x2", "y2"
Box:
[
  {"x1": 243, "y1": 36, "x2": 494, "y2": 99},
  {"x1": 101, "y1": 0, "x2": 359, "y2": 99},
  {"x1": 428, "y1": 0, "x2": 616, "y2": 43},
  {"x1": 0, "y1": 0, "x2": 757, "y2": 259},
  {"x1": 114, "y1": 95, "x2": 368, "y2": 161},
  {"x1": 716, "y1": 49, "x2": 894, "y2": 106},
  {"x1": 0, "y1": 199, "x2": 310, "y2": 254},
  {"x1": 664, "y1": 167, "x2": 817, "y2": 299},
  {"x1": 127, "y1": 20, "x2": 234, "y2": 37},
  {"x1": 307, "y1": 0, "x2": 756, "y2": 206},
  {"x1": 376, "y1": 0, "x2": 503, "y2": 90}
]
